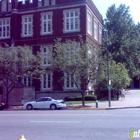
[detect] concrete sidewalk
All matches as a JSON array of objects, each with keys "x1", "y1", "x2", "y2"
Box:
[
  {"x1": 66, "y1": 90, "x2": 140, "y2": 110},
  {"x1": 88, "y1": 90, "x2": 140, "y2": 110},
  {"x1": 6, "y1": 90, "x2": 140, "y2": 110}
]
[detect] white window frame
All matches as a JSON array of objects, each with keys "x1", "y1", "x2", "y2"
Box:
[
  {"x1": 94, "y1": 19, "x2": 98, "y2": 41},
  {"x1": 41, "y1": 72, "x2": 53, "y2": 90},
  {"x1": 65, "y1": 45, "x2": 77, "y2": 60},
  {"x1": 22, "y1": 77, "x2": 32, "y2": 87},
  {"x1": 64, "y1": 73, "x2": 77, "y2": 90},
  {"x1": 44, "y1": 0, "x2": 49, "y2": 6},
  {"x1": 0, "y1": 18, "x2": 10, "y2": 39},
  {"x1": 41, "y1": 12, "x2": 53, "y2": 35},
  {"x1": 63, "y1": 9, "x2": 80, "y2": 33},
  {"x1": 87, "y1": 11, "x2": 92, "y2": 35},
  {"x1": 41, "y1": 45, "x2": 52, "y2": 66},
  {"x1": 99, "y1": 26, "x2": 102, "y2": 44},
  {"x1": 51, "y1": 0, "x2": 56, "y2": 5},
  {"x1": 22, "y1": 15, "x2": 33, "y2": 37}
]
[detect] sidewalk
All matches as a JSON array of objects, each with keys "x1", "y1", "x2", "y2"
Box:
[
  {"x1": 67, "y1": 90, "x2": 140, "y2": 110},
  {"x1": 6, "y1": 90, "x2": 140, "y2": 110}
]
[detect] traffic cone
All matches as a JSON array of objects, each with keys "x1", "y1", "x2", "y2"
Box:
[{"x1": 18, "y1": 135, "x2": 26, "y2": 140}]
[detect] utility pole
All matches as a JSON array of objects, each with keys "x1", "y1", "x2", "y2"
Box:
[{"x1": 106, "y1": 30, "x2": 111, "y2": 107}]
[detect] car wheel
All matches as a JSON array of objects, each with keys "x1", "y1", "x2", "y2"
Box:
[
  {"x1": 26, "y1": 104, "x2": 33, "y2": 110},
  {"x1": 50, "y1": 104, "x2": 57, "y2": 110}
]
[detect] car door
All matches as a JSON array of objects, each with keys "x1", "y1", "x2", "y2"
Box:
[
  {"x1": 34, "y1": 98, "x2": 45, "y2": 109},
  {"x1": 44, "y1": 98, "x2": 53, "y2": 109}
]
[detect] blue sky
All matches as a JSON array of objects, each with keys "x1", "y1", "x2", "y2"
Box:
[{"x1": 92, "y1": 0, "x2": 140, "y2": 24}]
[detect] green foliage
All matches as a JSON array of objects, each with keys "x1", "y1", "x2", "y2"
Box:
[
  {"x1": 52, "y1": 37, "x2": 100, "y2": 106},
  {"x1": 104, "y1": 4, "x2": 140, "y2": 78},
  {"x1": 95, "y1": 60, "x2": 131, "y2": 90},
  {"x1": 64, "y1": 94, "x2": 97, "y2": 101},
  {"x1": 0, "y1": 45, "x2": 43, "y2": 107}
]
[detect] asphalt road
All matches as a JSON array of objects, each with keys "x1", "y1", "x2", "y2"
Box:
[{"x1": 0, "y1": 109, "x2": 140, "y2": 140}]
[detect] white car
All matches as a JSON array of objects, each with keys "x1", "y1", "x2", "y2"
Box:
[{"x1": 23, "y1": 97, "x2": 66, "y2": 110}]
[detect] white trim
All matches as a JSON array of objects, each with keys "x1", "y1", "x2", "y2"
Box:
[
  {"x1": 44, "y1": 0, "x2": 49, "y2": 6},
  {"x1": 87, "y1": 10, "x2": 92, "y2": 35},
  {"x1": 41, "y1": 45, "x2": 52, "y2": 67},
  {"x1": 41, "y1": 12, "x2": 53, "y2": 35},
  {"x1": 18, "y1": 3, "x2": 86, "y2": 14},
  {"x1": 41, "y1": 71, "x2": 53, "y2": 91},
  {"x1": 94, "y1": 19, "x2": 98, "y2": 41},
  {"x1": 22, "y1": 77, "x2": 32, "y2": 87},
  {"x1": 51, "y1": 0, "x2": 56, "y2": 5},
  {"x1": 86, "y1": 5, "x2": 102, "y2": 25},
  {"x1": 0, "y1": 18, "x2": 10, "y2": 39},
  {"x1": 99, "y1": 25, "x2": 102, "y2": 44},
  {"x1": 64, "y1": 73, "x2": 77, "y2": 90},
  {"x1": 21, "y1": 14, "x2": 33, "y2": 37},
  {"x1": 63, "y1": 8, "x2": 80, "y2": 33}
]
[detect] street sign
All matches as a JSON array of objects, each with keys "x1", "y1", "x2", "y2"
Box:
[{"x1": 108, "y1": 85, "x2": 112, "y2": 90}]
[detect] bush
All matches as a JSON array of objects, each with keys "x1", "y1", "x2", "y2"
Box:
[
  {"x1": 94, "y1": 89, "x2": 108, "y2": 100},
  {"x1": 64, "y1": 94, "x2": 97, "y2": 101},
  {"x1": 64, "y1": 96, "x2": 75, "y2": 101},
  {"x1": 85, "y1": 95, "x2": 97, "y2": 101}
]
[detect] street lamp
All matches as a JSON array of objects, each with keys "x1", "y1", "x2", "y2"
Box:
[{"x1": 104, "y1": 29, "x2": 111, "y2": 107}]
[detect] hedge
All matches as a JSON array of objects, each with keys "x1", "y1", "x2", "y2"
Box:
[{"x1": 64, "y1": 94, "x2": 97, "y2": 101}]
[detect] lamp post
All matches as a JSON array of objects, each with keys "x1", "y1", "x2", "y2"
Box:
[{"x1": 105, "y1": 29, "x2": 111, "y2": 107}]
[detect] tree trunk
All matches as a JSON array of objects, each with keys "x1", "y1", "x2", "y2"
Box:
[
  {"x1": 82, "y1": 91, "x2": 85, "y2": 107},
  {"x1": 5, "y1": 87, "x2": 9, "y2": 108}
]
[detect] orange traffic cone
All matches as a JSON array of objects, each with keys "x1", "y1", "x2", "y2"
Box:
[{"x1": 18, "y1": 135, "x2": 26, "y2": 140}]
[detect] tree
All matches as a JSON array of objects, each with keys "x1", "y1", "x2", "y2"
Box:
[
  {"x1": 104, "y1": 4, "x2": 140, "y2": 78},
  {"x1": 0, "y1": 45, "x2": 43, "y2": 108},
  {"x1": 52, "y1": 37, "x2": 100, "y2": 106},
  {"x1": 95, "y1": 59, "x2": 131, "y2": 97}
]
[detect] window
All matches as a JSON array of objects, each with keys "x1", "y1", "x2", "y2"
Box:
[
  {"x1": 44, "y1": 0, "x2": 49, "y2": 6},
  {"x1": 64, "y1": 73, "x2": 76, "y2": 89},
  {"x1": 41, "y1": 72, "x2": 52, "y2": 90},
  {"x1": 65, "y1": 46, "x2": 76, "y2": 60},
  {"x1": 87, "y1": 11, "x2": 92, "y2": 35},
  {"x1": 51, "y1": 0, "x2": 56, "y2": 5},
  {"x1": 0, "y1": 18, "x2": 10, "y2": 39},
  {"x1": 41, "y1": 12, "x2": 52, "y2": 35},
  {"x1": 22, "y1": 77, "x2": 32, "y2": 87},
  {"x1": 94, "y1": 20, "x2": 98, "y2": 41},
  {"x1": 99, "y1": 26, "x2": 102, "y2": 44},
  {"x1": 63, "y1": 9, "x2": 80, "y2": 32},
  {"x1": 41, "y1": 46, "x2": 52, "y2": 66},
  {"x1": 22, "y1": 15, "x2": 33, "y2": 37}
]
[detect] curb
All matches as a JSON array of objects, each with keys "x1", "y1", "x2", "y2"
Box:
[
  {"x1": 106, "y1": 106, "x2": 140, "y2": 110},
  {"x1": 2, "y1": 105, "x2": 140, "y2": 111}
]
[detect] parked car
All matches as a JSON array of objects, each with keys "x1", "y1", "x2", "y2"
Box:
[
  {"x1": 23, "y1": 97, "x2": 66, "y2": 110},
  {"x1": 0, "y1": 102, "x2": 5, "y2": 110}
]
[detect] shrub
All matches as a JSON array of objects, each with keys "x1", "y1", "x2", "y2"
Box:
[
  {"x1": 64, "y1": 94, "x2": 97, "y2": 101},
  {"x1": 64, "y1": 96, "x2": 76, "y2": 101},
  {"x1": 85, "y1": 95, "x2": 97, "y2": 101}
]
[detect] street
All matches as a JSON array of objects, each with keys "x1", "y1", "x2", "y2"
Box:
[{"x1": 0, "y1": 109, "x2": 140, "y2": 140}]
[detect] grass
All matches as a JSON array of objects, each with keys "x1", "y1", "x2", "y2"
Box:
[
  {"x1": 65, "y1": 101, "x2": 94, "y2": 105},
  {"x1": 65, "y1": 99, "x2": 112, "y2": 105}
]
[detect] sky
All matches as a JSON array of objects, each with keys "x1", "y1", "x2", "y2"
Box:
[{"x1": 92, "y1": 0, "x2": 140, "y2": 24}]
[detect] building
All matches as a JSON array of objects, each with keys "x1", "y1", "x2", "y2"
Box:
[{"x1": 0, "y1": 0, "x2": 103, "y2": 104}]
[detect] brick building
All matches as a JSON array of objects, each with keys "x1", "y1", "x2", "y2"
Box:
[{"x1": 0, "y1": 0, "x2": 103, "y2": 103}]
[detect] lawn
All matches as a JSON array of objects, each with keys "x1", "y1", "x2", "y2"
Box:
[
  {"x1": 65, "y1": 99, "x2": 111, "y2": 105},
  {"x1": 65, "y1": 101, "x2": 95, "y2": 105}
]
